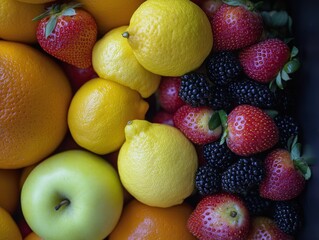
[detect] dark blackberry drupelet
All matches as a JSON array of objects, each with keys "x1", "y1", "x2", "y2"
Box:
[
  {"x1": 195, "y1": 164, "x2": 221, "y2": 196},
  {"x1": 274, "y1": 115, "x2": 299, "y2": 148},
  {"x1": 178, "y1": 72, "x2": 213, "y2": 107},
  {"x1": 203, "y1": 142, "x2": 235, "y2": 171},
  {"x1": 221, "y1": 157, "x2": 264, "y2": 194},
  {"x1": 206, "y1": 51, "x2": 242, "y2": 86},
  {"x1": 228, "y1": 78, "x2": 276, "y2": 109},
  {"x1": 240, "y1": 188, "x2": 273, "y2": 216},
  {"x1": 208, "y1": 85, "x2": 232, "y2": 111},
  {"x1": 273, "y1": 201, "x2": 303, "y2": 235}
]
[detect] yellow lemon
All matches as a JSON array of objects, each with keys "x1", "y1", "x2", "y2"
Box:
[
  {"x1": 92, "y1": 26, "x2": 161, "y2": 98},
  {"x1": 0, "y1": 207, "x2": 22, "y2": 240},
  {"x1": 68, "y1": 78, "x2": 149, "y2": 155},
  {"x1": 123, "y1": 0, "x2": 213, "y2": 76},
  {"x1": 118, "y1": 120, "x2": 198, "y2": 208}
]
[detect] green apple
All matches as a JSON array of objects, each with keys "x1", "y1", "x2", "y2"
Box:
[{"x1": 21, "y1": 150, "x2": 123, "y2": 240}]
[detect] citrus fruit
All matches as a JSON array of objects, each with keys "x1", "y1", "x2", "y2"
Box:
[
  {"x1": 118, "y1": 120, "x2": 198, "y2": 208},
  {"x1": 0, "y1": 207, "x2": 22, "y2": 240},
  {"x1": 0, "y1": 169, "x2": 21, "y2": 214},
  {"x1": 20, "y1": 164, "x2": 38, "y2": 190},
  {"x1": 92, "y1": 26, "x2": 161, "y2": 98},
  {"x1": 109, "y1": 199, "x2": 196, "y2": 240},
  {"x1": 24, "y1": 232, "x2": 43, "y2": 240},
  {"x1": 17, "y1": 0, "x2": 54, "y2": 3},
  {"x1": 0, "y1": 41, "x2": 72, "y2": 169},
  {"x1": 68, "y1": 78, "x2": 149, "y2": 155},
  {"x1": 76, "y1": 0, "x2": 145, "y2": 35},
  {"x1": 123, "y1": 0, "x2": 213, "y2": 76},
  {"x1": 0, "y1": 0, "x2": 45, "y2": 43}
]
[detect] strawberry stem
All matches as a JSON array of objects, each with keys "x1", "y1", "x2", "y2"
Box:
[{"x1": 33, "y1": 2, "x2": 83, "y2": 38}]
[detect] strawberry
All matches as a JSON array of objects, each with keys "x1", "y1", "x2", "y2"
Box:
[
  {"x1": 173, "y1": 105, "x2": 222, "y2": 145},
  {"x1": 247, "y1": 216, "x2": 294, "y2": 240},
  {"x1": 239, "y1": 38, "x2": 294, "y2": 85},
  {"x1": 34, "y1": 3, "x2": 98, "y2": 69},
  {"x1": 61, "y1": 62, "x2": 98, "y2": 92},
  {"x1": 152, "y1": 110, "x2": 174, "y2": 126},
  {"x1": 210, "y1": 1, "x2": 263, "y2": 51},
  {"x1": 157, "y1": 77, "x2": 185, "y2": 113},
  {"x1": 259, "y1": 137, "x2": 311, "y2": 201},
  {"x1": 211, "y1": 105, "x2": 279, "y2": 156},
  {"x1": 187, "y1": 193, "x2": 250, "y2": 240}
]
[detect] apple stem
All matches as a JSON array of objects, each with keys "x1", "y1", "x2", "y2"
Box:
[
  {"x1": 230, "y1": 211, "x2": 237, "y2": 218},
  {"x1": 55, "y1": 199, "x2": 70, "y2": 211}
]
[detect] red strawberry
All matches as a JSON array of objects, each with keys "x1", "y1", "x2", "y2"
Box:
[
  {"x1": 61, "y1": 62, "x2": 98, "y2": 92},
  {"x1": 259, "y1": 138, "x2": 310, "y2": 201},
  {"x1": 152, "y1": 110, "x2": 174, "y2": 126},
  {"x1": 157, "y1": 77, "x2": 185, "y2": 113},
  {"x1": 173, "y1": 105, "x2": 222, "y2": 145},
  {"x1": 247, "y1": 216, "x2": 293, "y2": 240},
  {"x1": 35, "y1": 3, "x2": 98, "y2": 68},
  {"x1": 239, "y1": 38, "x2": 291, "y2": 84},
  {"x1": 192, "y1": 0, "x2": 223, "y2": 19},
  {"x1": 225, "y1": 105, "x2": 279, "y2": 156},
  {"x1": 187, "y1": 193, "x2": 250, "y2": 240},
  {"x1": 211, "y1": 2, "x2": 263, "y2": 51}
]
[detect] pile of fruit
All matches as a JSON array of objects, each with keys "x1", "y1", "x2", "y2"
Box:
[{"x1": 0, "y1": 0, "x2": 313, "y2": 239}]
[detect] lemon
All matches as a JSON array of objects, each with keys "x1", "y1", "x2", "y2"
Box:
[
  {"x1": 118, "y1": 120, "x2": 198, "y2": 208},
  {"x1": 92, "y1": 26, "x2": 161, "y2": 98},
  {"x1": 123, "y1": 0, "x2": 213, "y2": 76},
  {"x1": 68, "y1": 78, "x2": 149, "y2": 155}
]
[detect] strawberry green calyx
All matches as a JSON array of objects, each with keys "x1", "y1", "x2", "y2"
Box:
[
  {"x1": 33, "y1": 2, "x2": 83, "y2": 38},
  {"x1": 208, "y1": 110, "x2": 228, "y2": 144},
  {"x1": 287, "y1": 136, "x2": 311, "y2": 180},
  {"x1": 222, "y1": 0, "x2": 257, "y2": 11},
  {"x1": 270, "y1": 46, "x2": 300, "y2": 91}
]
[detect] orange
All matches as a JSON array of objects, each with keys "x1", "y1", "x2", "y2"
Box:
[
  {"x1": 0, "y1": 169, "x2": 21, "y2": 214},
  {"x1": 0, "y1": 41, "x2": 72, "y2": 169},
  {"x1": 76, "y1": 0, "x2": 145, "y2": 35},
  {"x1": 19, "y1": 164, "x2": 38, "y2": 190},
  {"x1": 24, "y1": 232, "x2": 43, "y2": 240},
  {"x1": 17, "y1": 0, "x2": 54, "y2": 4},
  {"x1": 0, "y1": 206, "x2": 22, "y2": 240},
  {"x1": 108, "y1": 199, "x2": 196, "y2": 240},
  {"x1": 0, "y1": 0, "x2": 45, "y2": 43}
]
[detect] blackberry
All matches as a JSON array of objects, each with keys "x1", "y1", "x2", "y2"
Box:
[
  {"x1": 221, "y1": 157, "x2": 264, "y2": 194},
  {"x1": 240, "y1": 188, "x2": 273, "y2": 216},
  {"x1": 203, "y1": 142, "x2": 235, "y2": 171},
  {"x1": 274, "y1": 115, "x2": 299, "y2": 148},
  {"x1": 273, "y1": 201, "x2": 303, "y2": 235},
  {"x1": 206, "y1": 51, "x2": 242, "y2": 86},
  {"x1": 178, "y1": 72, "x2": 212, "y2": 107},
  {"x1": 228, "y1": 78, "x2": 276, "y2": 109},
  {"x1": 208, "y1": 85, "x2": 232, "y2": 111},
  {"x1": 195, "y1": 164, "x2": 221, "y2": 196}
]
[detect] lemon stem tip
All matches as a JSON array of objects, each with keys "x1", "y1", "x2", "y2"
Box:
[{"x1": 122, "y1": 32, "x2": 130, "y2": 38}]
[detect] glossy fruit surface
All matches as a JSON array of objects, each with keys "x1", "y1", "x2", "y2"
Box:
[
  {"x1": 118, "y1": 120, "x2": 198, "y2": 207},
  {"x1": 92, "y1": 26, "x2": 161, "y2": 98},
  {"x1": 124, "y1": 0, "x2": 213, "y2": 76},
  {"x1": 68, "y1": 78, "x2": 149, "y2": 154}
]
